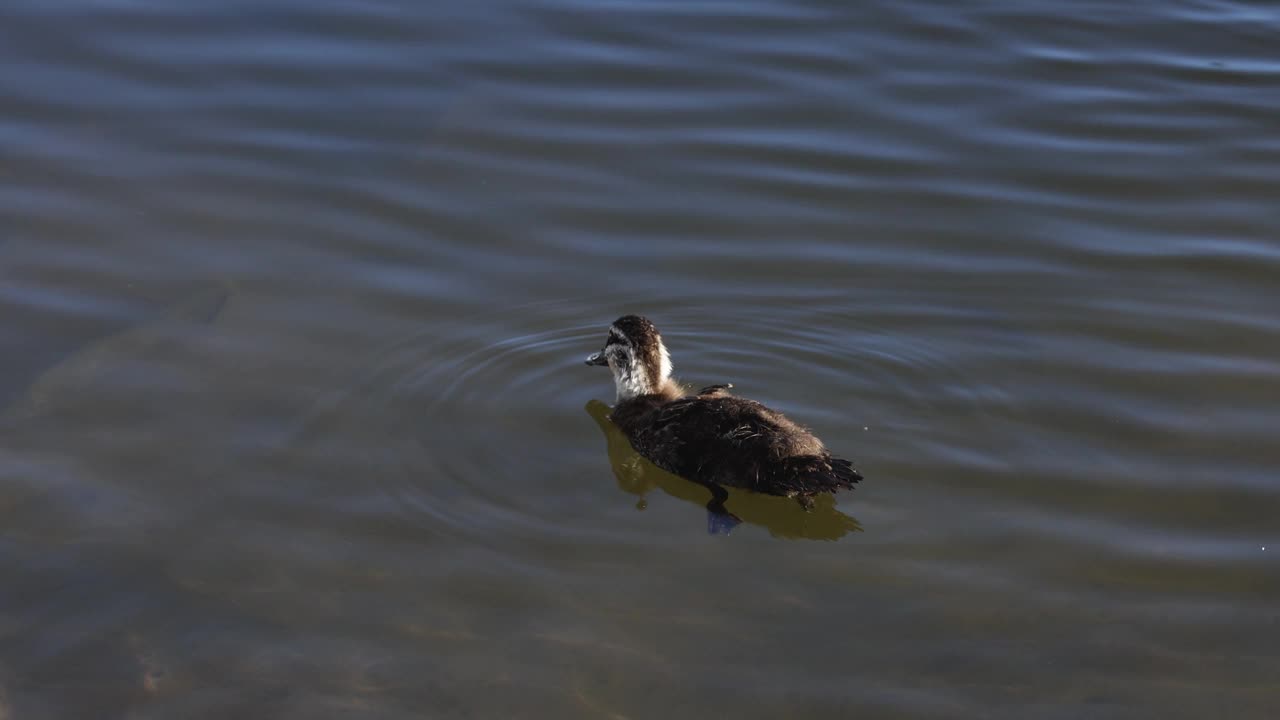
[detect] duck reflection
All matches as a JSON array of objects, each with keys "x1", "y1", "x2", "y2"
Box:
[{"x1": 586, "y1": 400, "x2": 861, "y2": 540}]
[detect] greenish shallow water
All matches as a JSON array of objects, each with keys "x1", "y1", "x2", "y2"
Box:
[{"x1": 2, "y1": 1, "x2": 1278, "y2": 718}]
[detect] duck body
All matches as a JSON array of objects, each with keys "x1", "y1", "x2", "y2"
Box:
[
  {"x1": 586, "y1": 315, "x2": 862, "y2": 500},
  {"x1": 610, "y1": 386, "x2": 862, "y2": 498}
]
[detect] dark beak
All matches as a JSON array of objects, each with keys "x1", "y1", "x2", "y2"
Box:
[{"x1": 585, "y1": 350, "x2": 608, "y2": 366}]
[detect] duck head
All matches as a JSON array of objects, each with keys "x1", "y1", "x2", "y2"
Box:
[{"x1": 585, "y1": 315, "x2": 673, "y2": 401}]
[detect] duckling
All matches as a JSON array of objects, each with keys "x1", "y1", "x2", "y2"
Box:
[{"x1": 584, "y1": 315, "x2": 862, "y2": 512}]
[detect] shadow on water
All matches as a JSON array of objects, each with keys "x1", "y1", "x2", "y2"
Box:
[{"x1": 585, "y1": 399, "x2": 861, "y2": 541}]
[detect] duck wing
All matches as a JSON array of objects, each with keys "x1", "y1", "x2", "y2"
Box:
[
  {"x1": 637, "y1": 396, "x2": 861, "y2": 495},
  {"x1": 632, "y1": 395, "x2": 756, "y2": 477}
]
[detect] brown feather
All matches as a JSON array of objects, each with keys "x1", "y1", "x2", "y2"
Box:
[{"x1": 590, "y1": 316, "x2": 863, "y2": 499}]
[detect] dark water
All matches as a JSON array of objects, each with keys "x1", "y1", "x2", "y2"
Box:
[{"x1": 3, "y1": 0, "x2": 1278, "y2": 717}]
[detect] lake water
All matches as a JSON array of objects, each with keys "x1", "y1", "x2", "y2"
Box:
[{"x1": 2, "y1": 0, "x2": 1278, "y2": 717}]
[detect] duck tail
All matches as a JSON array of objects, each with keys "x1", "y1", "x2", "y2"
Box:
[
  {"x1": 827, "y1": 457, "x2": 864, "y2": 489},
  {"x1": 777, "y1": 455, "x2": 863, "y2": 495}
]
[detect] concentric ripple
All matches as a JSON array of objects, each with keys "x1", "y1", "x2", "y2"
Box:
[{"x1": 266, "y1": 290, "x2": 1026, "y2": 545}]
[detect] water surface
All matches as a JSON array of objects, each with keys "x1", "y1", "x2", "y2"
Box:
[{"x1": 2, "y1": 0, "x2": 1278, "y2": 717}]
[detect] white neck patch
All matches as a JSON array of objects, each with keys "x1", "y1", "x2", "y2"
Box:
[
  {"x1": 610, "y1": 339, "x2": 673, "y2": 401},
  {"x1": 614, "y1": 362, "x2": 651, "y2": 401},
  {"x1": 656, "y1": 339, "x2": 672, "y2": 385}
]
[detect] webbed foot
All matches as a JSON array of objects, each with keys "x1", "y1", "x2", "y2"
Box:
[
  {"x1": 706, "y1": 506, "x2": 742, "y2": 535},
  {"x1": 705, "y1": 488, "x2": 741, "y2": 535}
]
